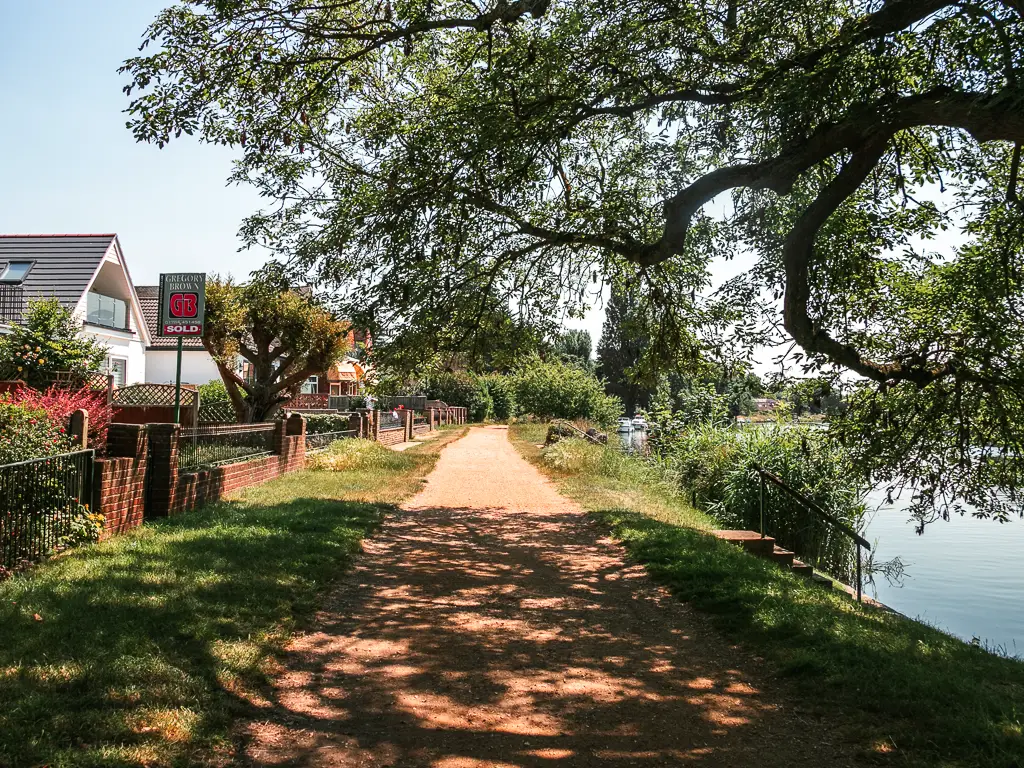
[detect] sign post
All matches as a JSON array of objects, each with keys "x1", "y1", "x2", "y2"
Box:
[{"x1": 157, "y1": 273, "x2": 206, "y2": 423}]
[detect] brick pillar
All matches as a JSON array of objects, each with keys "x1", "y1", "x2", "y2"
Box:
[
  {"x1": 403, "y1": 410, "x2": 413, "y2": 441},
  {"x1": 273, "y1": 418, "x2": 288, "y2": 455},
  {"x1": 146, "y1": 423, "x2": 180, "y2": 518},
  {"x1": 348, "y1": 412, "x2": 362, "y2": 437},
  {"x1": 282, "y1": 413, "x2": 306, "y2": 466},
  {"x1": 429, "y1": 409, "x2": 436, "y2": 431},
  {"x1": 92, "y1": 423, "x2": 149, "y2": 536},
  {"x1": 286, "y1": 413, "x2": 306, "y2": 437},
  {"x1": 373, "y1": 410, "x2": 381, "y2": 442},
  {"x1": 105, "y1": 422, "x2": 147, "y2": 459}
]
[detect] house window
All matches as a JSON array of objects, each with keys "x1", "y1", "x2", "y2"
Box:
[
  {"x1": 301, "y1": 376, "x2": 318, "y2": 394},
  {"x1": 104, "y1": 356, "x2": 127, "y2": 387},
  {"x1": 0, "y1": 262, "x2": 32, "y2": 282},
  {"x1": 87, "y1": 292, "x2": 128, "y2": 330}
]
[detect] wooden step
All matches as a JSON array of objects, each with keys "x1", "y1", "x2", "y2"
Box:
[
  {"x1": 770, "y1": 546, "x2": 795, "y2": 567},
  {"x1": 712, "y1": 530, "x2": 775, "y2": 557},
  {"x1": 790, "y1": 559, "x2": 813, "y2": 577}
]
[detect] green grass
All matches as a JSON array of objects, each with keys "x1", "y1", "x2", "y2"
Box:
[
  {"x1": 0, "y1": 430, "x2": 465, "y2": 768},
  {"x1": 511, "y1": 424, "x2": 1024, "y2": 768}
]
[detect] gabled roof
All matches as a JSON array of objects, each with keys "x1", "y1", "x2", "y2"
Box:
[
  {"x1": 0, "y1": 234, "x2": 116, "y2": 309},
  {"x1": 0, "y1": 234, "x2": 151, "y2": 345},
  {"x1": 136, "y1": 285, "x2": 206, "y2": 349}
]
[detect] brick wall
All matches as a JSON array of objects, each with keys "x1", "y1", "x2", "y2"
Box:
[
  {"x1": 90, "y1": 416, "x2": 310, "y2": 536},
  {"x1": 93, "y1": 423, "x2": 148, "y2": 538},
  {"x1": 88, "y1": 405, "x2": 459, "y2": 544},
  {"x1": 377, "y1": 428, "x2": 406, "y2": 447},
  {"x1": 171, "y1": 414, "x2": 306, "y2": 515}
]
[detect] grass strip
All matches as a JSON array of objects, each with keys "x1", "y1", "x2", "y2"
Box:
[
  {"x1": 511, "y1": 423, "x2": 1024, "y2": 768},
  {"x1": 0, "y1": 429, "x2": 465, "y2": 767}
]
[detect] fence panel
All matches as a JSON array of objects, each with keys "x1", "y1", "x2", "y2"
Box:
[
  {"x1": 305, "y1": 430, "x2": 358, "y2": 453},
  {"x1": 380, "y1": 396, "x2": 427, "y2": 411},
  {"x1": 0, "y1": 450, "x2": 94, "y2": 571},
  {"x1": 379, "y1": 412, "x2": 404, "y2": 431},
  {"x1": 329, "y1": 395, "x2": 352, "y2": 411},
  {"x1": 178, "y1": 423, "x2": 277, "y2": 472},
  {"x1": 198, "y1": 400, "x2": 236, "y2": 424}
]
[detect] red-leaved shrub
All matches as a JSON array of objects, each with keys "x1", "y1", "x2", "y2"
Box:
[{"x1": 6, "y1": 384, "x2": 113, "y2": 448}]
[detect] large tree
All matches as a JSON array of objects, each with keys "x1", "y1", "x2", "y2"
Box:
[
  {"x1": 123, "y1": 0, "x2": 1024, "y2": 521},
  {"x1": 596, "y1": 289, "x2": 655, "y2": 416},
  {"x1": 551, "y1": 329, "x2": 593, "y2": 369},
  {"x1": 203, "y1": 264, "x2": 352, "y2": 422}
]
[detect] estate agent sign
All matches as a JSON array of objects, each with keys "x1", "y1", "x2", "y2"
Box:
[{"x1": 158, "y1": 272, "x2": 206, "y2": 337}]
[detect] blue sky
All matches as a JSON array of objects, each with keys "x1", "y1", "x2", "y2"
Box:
[
  {"x1": 0, "y1": 1, "x2": 620, "y2": 346},
  {"x1": 0, "y1": 1, "x2": 270, "y2": 289}
]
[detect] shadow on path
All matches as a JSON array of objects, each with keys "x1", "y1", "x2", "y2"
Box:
[{"x1": 245, "y1": 427, "x2": 853, "y2": 767}]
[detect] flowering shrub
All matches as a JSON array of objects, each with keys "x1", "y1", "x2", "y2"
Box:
[
  {"x1": 0, "y1": 299, "x2": 106, "y2": 386},
  {"x1": 61, "y1": 502, "x2": 105, "y2": 548},
  {"x1": 0, "y1": 401, "x2": 71, "y2": 464},
  {"x1": 7, "y1": 385, "x2": 113, "y2": 447}
]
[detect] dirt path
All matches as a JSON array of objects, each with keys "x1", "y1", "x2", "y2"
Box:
[{"x1": 245, "y1": 426, "x2": 853, "y2": 767}]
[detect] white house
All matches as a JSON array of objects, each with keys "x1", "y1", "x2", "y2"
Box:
[
  {"x1": 0, "y1": 234, "x2": 361, "y2": 395},
  {"x1": 0, "y1": 234, "x2": 150, "y2": 385}
]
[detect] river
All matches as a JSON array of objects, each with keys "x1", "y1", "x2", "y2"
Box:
[{"x1": 862, "y1": 491, "x2": 1024, "y2": 657}]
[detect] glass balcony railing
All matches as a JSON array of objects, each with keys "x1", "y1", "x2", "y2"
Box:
[{"x1": 86, "y1": 292, "x2": 128, "y2": 330}]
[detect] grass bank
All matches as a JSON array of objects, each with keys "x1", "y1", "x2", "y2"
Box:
[
  {"x1": 0, "y1": 429, "x2": 465, "y2": 767},
  {"x1": 511, "y1": 424, "x2": 1024, "y2": 768}
]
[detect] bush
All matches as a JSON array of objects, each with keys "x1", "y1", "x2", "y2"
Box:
[
  {"x1": 514, "y1": 360, "x2": 622, "y2": 427},
  {"x1": 198, "y1": 379, "x2": 230, "y2": 403},
  {"x1": 483, "y1": 374, "x2": 517, "y2": 420},
  {"x1": 0, "y1": 400, "x2": 72, "y2": 464},
  {"x1": 0, "y1": 299, "x2": 106, "y2": 386},
  {"x1": 6, "y1": 384, "x2": 113, "y2": 448},
  {"x1": 648, "y1": 419, "x2": 866, "y2": 582},
  {"x1": 425, "y1": 371, "x2": 492, "y2": 421},
  {"x1": 304, "y1": 413, "x2": 355, "y2": 435}
]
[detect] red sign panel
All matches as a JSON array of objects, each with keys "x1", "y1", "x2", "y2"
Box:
[{"x1": 170, "y1": 292, "x2": 199, "y2": 318}]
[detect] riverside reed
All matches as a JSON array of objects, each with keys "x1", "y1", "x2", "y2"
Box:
[
  {"x1": 0, "y1": 430, "x2": 465, "y2": 768},
  {"x1": 512, "y1": 424, "x2": 1024, "y2": 768}
]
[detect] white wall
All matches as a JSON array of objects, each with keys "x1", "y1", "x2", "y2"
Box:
[
  {"x1": 146, "y1": 349, "x2": 222, "y2": 387},
  {"x1": 84, "y1": 328, "x2": 146, "y2": 385}
]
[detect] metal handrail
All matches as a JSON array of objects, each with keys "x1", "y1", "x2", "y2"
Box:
[{"x1": 753, "y1": 464, "x2": 870, "y2": 602}]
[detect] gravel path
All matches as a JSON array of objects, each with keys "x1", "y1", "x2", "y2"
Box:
[{"x1": 245, "y1": 426, "x2": 852, "y2": 767}]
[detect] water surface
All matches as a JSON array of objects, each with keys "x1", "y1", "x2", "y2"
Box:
[{"x1": 863, "y1": 491, "x2": 1024, "y2": 656}]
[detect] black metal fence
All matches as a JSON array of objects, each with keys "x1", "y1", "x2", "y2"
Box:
[
  {"x1": 305, "y1": 430, "x2": 358, "y2": 453},
  {"x1": 413, "y1": 414, "x2": 428, "y2": 427},
  {"x1": 0, "y1": 450, "x2": 95, "y2": 571},
  {"x1": 379, "y1": 412, "x2": 404, "y2": 431},
  {"x1": 178, "y1": 423, "x2": 277, "y2": 472}
]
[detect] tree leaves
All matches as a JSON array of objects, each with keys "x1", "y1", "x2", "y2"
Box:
[{"x1": 123, "y1": 0, "x2": 1024, "y2": 519}]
